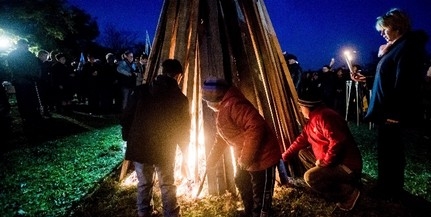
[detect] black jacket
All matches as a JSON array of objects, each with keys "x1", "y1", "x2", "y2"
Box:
[
  {"x1": 366, "y1": 30, "x2": 428, "y2": 125},
  {"x1": 121, "y1": 75, "x2": 190, "y2": 165}
]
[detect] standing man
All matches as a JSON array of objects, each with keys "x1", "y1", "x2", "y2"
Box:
[
  {"x1": 121, "y1": 59, "x2": 190, "y2": 217},
  {"x1": 351, "y1": 8, "x2": 428, "y2": 200},
  {"x1": 203, "y1": 78, "x2": 281, "y2": 217},
  {"x1": 6, "y1": 39, "x2": 42, "y2": 135},
  {"x1": 136, "y1": 53, "x2": 149, "y2": 86},
  {"x1": 284, "y1": 53, "x2": 303, "y2": 91},
  {"x1": 117, "y1": 50, "x2": 138, "y2": 110}
]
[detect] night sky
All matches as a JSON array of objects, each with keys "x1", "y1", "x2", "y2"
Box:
[{"x1": 68, "y1": 0, "x2": 431, "y2": 71}]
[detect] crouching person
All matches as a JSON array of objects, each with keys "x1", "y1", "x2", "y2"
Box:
[
  {"x1": 282, "y1": 92, "x2": 363, "y2": 211},
  {"x1": 121, "y1": 59, "x2": 190, "y2": 217},
  {"x1": 203, "y1": 78, "x2": 281, "y2": 217}
]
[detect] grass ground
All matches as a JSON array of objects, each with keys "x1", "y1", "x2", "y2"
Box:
[{"x1": 1, "y1": 96, "x2": 431, "y2": 217}]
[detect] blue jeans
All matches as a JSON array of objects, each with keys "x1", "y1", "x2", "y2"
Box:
[
  {"x1": 134, "y1": 162, "x2": 179, "y2": 217},
  {"x1": 121, "y1": 87, "x2": 133, "y2": 110}
]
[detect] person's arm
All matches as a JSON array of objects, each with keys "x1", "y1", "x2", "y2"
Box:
[
  {"x1": 229, "y1": 101, "x2": 266, "y2": 170},
  {"x1": 282, "y1": 131, "x2": 309, "y2": 161}
]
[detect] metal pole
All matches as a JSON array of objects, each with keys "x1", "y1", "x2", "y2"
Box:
[
  {"x1": 369, "y1": 89, "x2": 374, "y2": 130},
  {"x1": 345, "y1": 80, "x2": 352, "y2": 121},
  {"x1": 34, "y1": 82, "x2": 44, "y2": 116},
  {"x1": 355, "y1": 81, "x2": 360, "y2": 126}
]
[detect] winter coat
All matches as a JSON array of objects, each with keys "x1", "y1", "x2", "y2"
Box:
[
  {"x1": 283, "y1": 106, "x2": 362, "y2": 174},
  {"x1": 366, "y1": 30, "x2": 428, "y2": 126},
  {"x1": 208, "y1": 87, "x2": 281, "y2": 172},
  {"x1": 121, "y1": 75, "x2": 190, "y2": 165},
  {"x1": 117, "y1": 60, "x2": 137, "y2": 88},
  {"x1": 7, "y1": 47, "x2": 40, "y2": 85}
]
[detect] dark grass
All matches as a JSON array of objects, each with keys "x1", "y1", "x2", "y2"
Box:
[
  {"x1": 71, "y1": 122, "x2": 431, "y2": 217},
  {"x1": 1, "y1": 98, "x2": 431, "y2": 217}
]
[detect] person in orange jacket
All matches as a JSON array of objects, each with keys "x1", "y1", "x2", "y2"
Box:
[{"x1": 203, "y1": 77, "x2": 281, "y2": 217}]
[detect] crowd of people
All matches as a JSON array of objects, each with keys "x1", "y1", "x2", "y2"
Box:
[
  {"x1": 1, "y1": 7, "x2": 430, "y2": 217},
  {"x1": 1, "y1": 41, "x2": 150, "y2": 138},
  {"x1": 284, "y1": 52, "x2": 431, "y2": 125}
]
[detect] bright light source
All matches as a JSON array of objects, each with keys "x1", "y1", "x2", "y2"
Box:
[
  {"x1": 343, "y1": 50, "x2": 354, "y2": 72},
  {"x1": 343, "y1": 50, "x2": 353, "y2": 61},
  {"x1": 0, "y1": 36, "x2": 12, "y2": 50}
]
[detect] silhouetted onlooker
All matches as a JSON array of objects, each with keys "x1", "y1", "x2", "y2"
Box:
[{"x1": 6, "y1": 39, "x2": 42, "y2": 134}]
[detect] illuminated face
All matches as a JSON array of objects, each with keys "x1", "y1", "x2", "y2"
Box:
[
  {"x1": 300, "y1": 105, "x2": 310, "y2": 119},
  {"x1": 126, "y1": 54, "x2": 134, "y2": 62},
  {"x1": 39, "y1": 54, "x2": 48, "y2": 62},
  {"x1": 378, "y1": 26, "x2": 400, "y2": 43},
  {"x1": 174, "y1": 73, "x2": 183, "y2": 84}
]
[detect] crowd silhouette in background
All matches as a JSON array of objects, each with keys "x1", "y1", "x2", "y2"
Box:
[
  {"x1": 284, "y1": 52, "x2": 431, "y2": 125},
  {"x1": 1, "y1": 37, "x2": 430, "y2": 142},
  {"x1": 0, "y1": 37, "x2": 430, "y2": 142},
  {"x1": 0, "y1": 40, "x2": 150, "y2": 141}
]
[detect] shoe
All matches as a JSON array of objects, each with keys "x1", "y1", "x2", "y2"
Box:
[{"x1": 337, "y1": 188, "x2": 360, "y2": 211}]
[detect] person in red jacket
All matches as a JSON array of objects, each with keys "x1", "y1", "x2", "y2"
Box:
[
  {"x1": 282, "y1": 92, "x2": 363, "y2": 211},
  {"x1": 203, "y1": 78, "x2": 281, "y2": 217}
]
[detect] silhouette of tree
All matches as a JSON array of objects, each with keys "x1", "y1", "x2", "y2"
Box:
[
  {"x1": 0, "y1": 0, "x2": 99, "y2": 54},
  {"x1": 99, "y1": 23, "x2": 140, "y2": 54}
]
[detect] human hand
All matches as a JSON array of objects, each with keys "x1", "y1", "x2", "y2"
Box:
[
  {"x1": 329, "y1": 58, "x2": 335, "y2": 67},
  {"x1": 378, "y1": 42, "x2": 393, "y2": 57},
  {"x1": 282, "y1": 152, "x2": 289, "y2": 161},
  {"x1": 350, "y1": 72, "x2": 366, "y2": 82},
  {"x1": 315, "y1": 159, "x2": 328, "y2": 167}
]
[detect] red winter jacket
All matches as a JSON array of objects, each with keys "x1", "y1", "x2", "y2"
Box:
[
  {"x1": 208, "y1": 87, "x2": 281, "y2": 171},
  {"x1": 282, "y1": 106, "x2": 362, "y2": 174}
]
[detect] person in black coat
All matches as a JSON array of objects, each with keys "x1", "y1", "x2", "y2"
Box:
[
  {"x1": 6, "y1": 39, "x2": 42, "y2": 132},
  {"x1": 351, "y1": 8, "x2": 428, "y2": 201},
  {"x1": 121, "y1": 59, "x2": 190, "y2": 217}
]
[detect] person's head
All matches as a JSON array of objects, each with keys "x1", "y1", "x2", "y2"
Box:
[
  {"x1": 202, "y1": 77, "x2": 230, "y2": 111},
  {"x1": 375, "y1": 8, "x2": 411, "y2": 43},
  {"x1": 297, "y1": 92, "x2": 323, "y2": 119},
  {"x1": 123, "y1": 50, "x2": 134, "y2": 62},
  {"x1": 87, "y1": 53, "x2": 96, "y2": 62},
  {"x1": 105, "y1": 53, "x2": 115, "y2": 63},
  {"x1": 15, "y1": 39, "x2": 29, "y2": 51},
  {"x1": 352, "y1": 64, "x2": 362, "y2": 73},
  {"x1": 55, "y1": 53, "x2": 66, "y2": 64},
  {"x1": 37, "y1": 50, "x2": 49, "y2": 62},
  {"x1": 284, "y1": 53, "x2": 298, "y2": 65},
  {"x1": 322, "y1": 65, "x2": 331, "y2": 73},
  {"x1": 336, "y1": 67, "x2": 346, "y2": 77},
  {"x1": 140, "y1": 53, "x2": 149, "y2": 64},
  {"x1": 161, "y1": 59, "x2": 183, "y2": 82}
]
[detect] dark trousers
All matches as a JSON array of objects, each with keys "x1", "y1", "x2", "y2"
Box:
[
  {"x1": 298, "y1": 148, "x2": 359, "y2": 201},
  {"x1": 234, "y1": 165, "x2": 276, "y2": 217},
  {"x1": 376, "y1": 122, "x2": 405, "y2": 196},
  {"x1": 14, "y1": 82, "x2": 41, "y2": 123}
]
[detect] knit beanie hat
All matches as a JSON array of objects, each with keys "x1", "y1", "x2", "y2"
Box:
[
  {"x1": 202, "y1": 77, "x2": 229, "y2": 102},
  {"x1": 297, "y1": 90, "x2": 323, "y2": 108}
]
